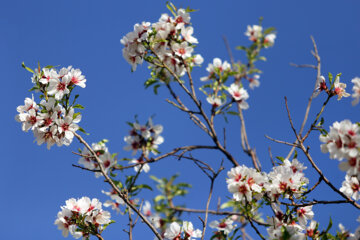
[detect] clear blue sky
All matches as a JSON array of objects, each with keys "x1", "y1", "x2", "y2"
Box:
[{"x1": 1, "y1": 0, "x2": 360, "y2": 239}]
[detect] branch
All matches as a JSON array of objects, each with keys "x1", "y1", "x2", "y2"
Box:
[
  {"x1": 284, "y1": 99, "x2": 360, "y2": 209},
  {"x1": 170, "y1": 206, "x2": 268, "y2": 226},
  {"x1": 73, "y1": 132, "x2": 163, "y2": 240},
  {"x1": 286, "y1": 36, "x2": 321, "y2": 160}
]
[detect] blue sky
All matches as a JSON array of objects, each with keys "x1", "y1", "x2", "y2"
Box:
[{"x1": 1, "y1": 0, "x2": 360, "y2": 239}]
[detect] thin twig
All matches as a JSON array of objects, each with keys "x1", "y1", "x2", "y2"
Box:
[
  {"x1": 286, "y1": 36, "x2": 321, "y2": 160},
  {"x1": 265, "y1": 135, "x2": 300, "y2": 148}
]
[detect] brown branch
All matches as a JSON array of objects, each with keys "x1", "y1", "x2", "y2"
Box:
[
  {"x1": 280, "y1": 199, "x2": 349, "y2": 207},
  {"x1": 286, "y1": 36, "x2": 321, "y2": 160},
  {"x1": 223, "y1": 36, "x2": 260, "y2": 170},
  {"x1": 246, "y1": 216, "x2": 265, "y2": 240},
  {"x1": 170, "y1": 206, "x2": 268, "y2": 226},
  {"x1": 96, "y1": 234, "x2": 104, "y2": 240},
  {"x1": 268, "y1": 147, "x2": 275, "y2": 167},
  {"x1": 302, "y1": 177, "x2": 322, "y2": 195},
  {"x1": 201, "y1": 180, "x2": 214, "y2": 240},
  {"x1": 72, "y1": 164, "x2": 100, "y2": 172},
  {"x1": 265, "y1": 135, "x2": 300, "y2": 148},
  {"x1": 151, "y1": 48, "x2": 239, "y2": 167},
  {"x1": 238, "y1": 104, "x2": 260, "y2": 171},
  {"x1": 73, "y1": 132, "x2": 163, "y2": 240},
  {"x1": 284, "y1": 99, "x2": 360, "y2": 209}
]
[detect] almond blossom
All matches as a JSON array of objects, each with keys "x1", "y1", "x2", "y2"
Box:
[
  {"x1": 209, "y1": 218, "x2": 236, "y2": 235},
  {"x1": 227, "y1": 83, "x2": 249, "y2": 110},
  {"x1": 333, "y1": 76, "x2": 350, "y2": 100},
  {"x1": 245, "y1": 25, "x2": 263, "y2": 42},
  {"x1": 340, "y1": 175, "x2": 360, "y2": 200}
]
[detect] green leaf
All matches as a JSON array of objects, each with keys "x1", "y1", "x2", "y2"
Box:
[
  {"x1": 220, "y1": 201, "x2": 235, "y2": 209},
  {"x1": 73, "y1": 104, "x2": 85, "y2": 109},
  {"x1": 144, "y1": 78, "x2": 158, "y2": 88},
  {"x1": 328, "y1": 72, "x2": 333, "y2": 85},
  {"x1": 166, "y1": 1, "x2": 177, "y2": 16},
  {"x1": 185, "y1": 6, "x2": 198, "y2": 13},
  {"x1": 276, "y1": 156, "x2": 285, "y2": 162},
  {"x1": 153, "y1": 84, "x2": 161, "y2": 95},
  {"x1": 236, "y1": 46, "x2": 247, "y2": 51},
  {"x1": 136, "y1": 184, "x2": 153, "y2": 191},
  {"x1": 29, "y1": 86, "x2": 39, "y2": 92},
  {"x1": 78, "y1": 127, "x2": 89, "y2": 135},
  {"x1": 22, "y1": 62, "x2": 34, "y2": 73},
  {"x1": 263, "y1": 27, "x2": 276, "y2": 35},
  {"x1": 227, "y1": 111, "x2": 239, "y2": 116},
  {"x1": 293, "y1": 150, "x2": 298, "y2": 159},
  {"x1": 257, "y1": 56, "x2": 267, "y2": 61},
  {"x1": 325, "y1": 217, "x2": 333, "y2": 233},
  {"x1": 154, "y1": 195, "x2": 165, "y2": 202}
]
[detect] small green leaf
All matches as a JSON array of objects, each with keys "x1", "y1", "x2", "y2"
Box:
[
  {"x1": 263, "y1": 27, "x2": 276, "y2": 35},
  {"x1": 227, "y1": 111, "x2": 239, "y2": 116},
  {"x1": 166, "y1": 1, "x2": 177, "y2": 16},
  {"x1": 154, "y1": 195, "x2": 165, "y2": 202},
  {"x1": 276, "y1": 156, "x2": 285, "y2": 162},
  {"x1": 78, "y1": 127, "x2": 89, "y2": 135},
  {"x1": 73, "y1": 104, "x2": 85, "y2": 109},
  {"x1": 153, "y1": 84, "x2": 161, "y2": 95},
  {"x1": 325, "y1": 217, "x2": 333, "y2": 233},
  {"x1": 22, "y1": 62, "x2": 34, "y2": 73},
  {"x1": 236, "y1": 46, "x2": 247, "y2": 51}
]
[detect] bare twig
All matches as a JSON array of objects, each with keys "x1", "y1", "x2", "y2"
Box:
[
  {"x1": 268, "y1": 147, "x2": 275, "y2": 167},
  {"x1": 265, "y1": 135, "x2": 300, "y2": 148},
  {"x1": 280, "y1": 199, "x2": 349, "y2": 207},
  {"x1": 286, "y1": 36, "x2": 321, "y2": 160}
]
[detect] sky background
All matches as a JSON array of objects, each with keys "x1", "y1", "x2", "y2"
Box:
[{"x1": 1, "y1": 0, "x2": 360, "y2": 239}]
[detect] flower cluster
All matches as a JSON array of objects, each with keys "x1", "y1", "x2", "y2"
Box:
[
  {"x1": 266, "y1": 204, "x2": 315, "y2": 240},
  {"x1": 226, "y1": 159, "x2": 308, "y2": 203},
  {"x1": 200, "y1": 58, "x2": 250, "y2": 110},
  {"x1": 102, "y1": 188, "x2": 125, "y2": 214},
  {"x1": 16, "y1": 65, "x2": 85, "y2": 149},
  {"x1": 265, "y1": 159, "x2": 308, "y2": 201},
  {"x1": 209, "y1": 218, "x2": 237, "y2": 240},
  {"x1": 320, "y1": 120, "x2": 360, "y2": 200},
  {"x1": 164, "y1": 221, "x2": 202, "y2": 240},
  {"x1": 78, "y1": 140, "x2": 116, "y2": 178},
  {"x1": 121, "y1": 7, "x2": 203, "y2": 78},
  {"x1": 313, "y1": 75, "x2": 350, "y2": 100},
  {"x1": 123, "y1": 118, "x2": 164, "y2": 161},
  {"x1": 55, "y1": 197, "x2": 112, "y2": 239},
  {"x1": 227, "y1": 165, "x2": 267, "y2": 203},
  {"x1": 245, "y1": 24, "x2": 276, "y2": 48}
]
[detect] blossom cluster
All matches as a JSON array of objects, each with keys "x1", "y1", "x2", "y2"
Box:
[
  {"x1": 201, "y1": 58, "x2": 250, "y2": 110},
  {"x1": 245, "y1": 24, "x2": 276, "y2": 47},
  {"x1": 55, "y1": 197, "x2": 112, "y2": 239},
  {"x1": 320, "y1": 119, "x2": 360, "y2": 200},
  {"x1": 78, "y1": 140, "x2": 116, "y2": 178},
  {"x1": 164, "y1": 221, "x2": 202, "y2": 240},
  {"x1": 124, "y1": 118, "x2": 164, "y2": 161},
  {"x1": 227, "y1": 159, "x2": 308, "y2": 204},
  {"x1": 102, "y1": 188, "x2": 125, "y2": 214},
  {"x1": 121, "y1": 7, "x2": 203, "y2": 78},
  {"x1": 209, "y1": 218, "x2": 237, "y2": 239},
  {"x1": 16, "y1": 65, "x2": 85, "y2": 149},
  {"x1": 313, "y1": 75, "x2": 350, "y2": 100}
]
